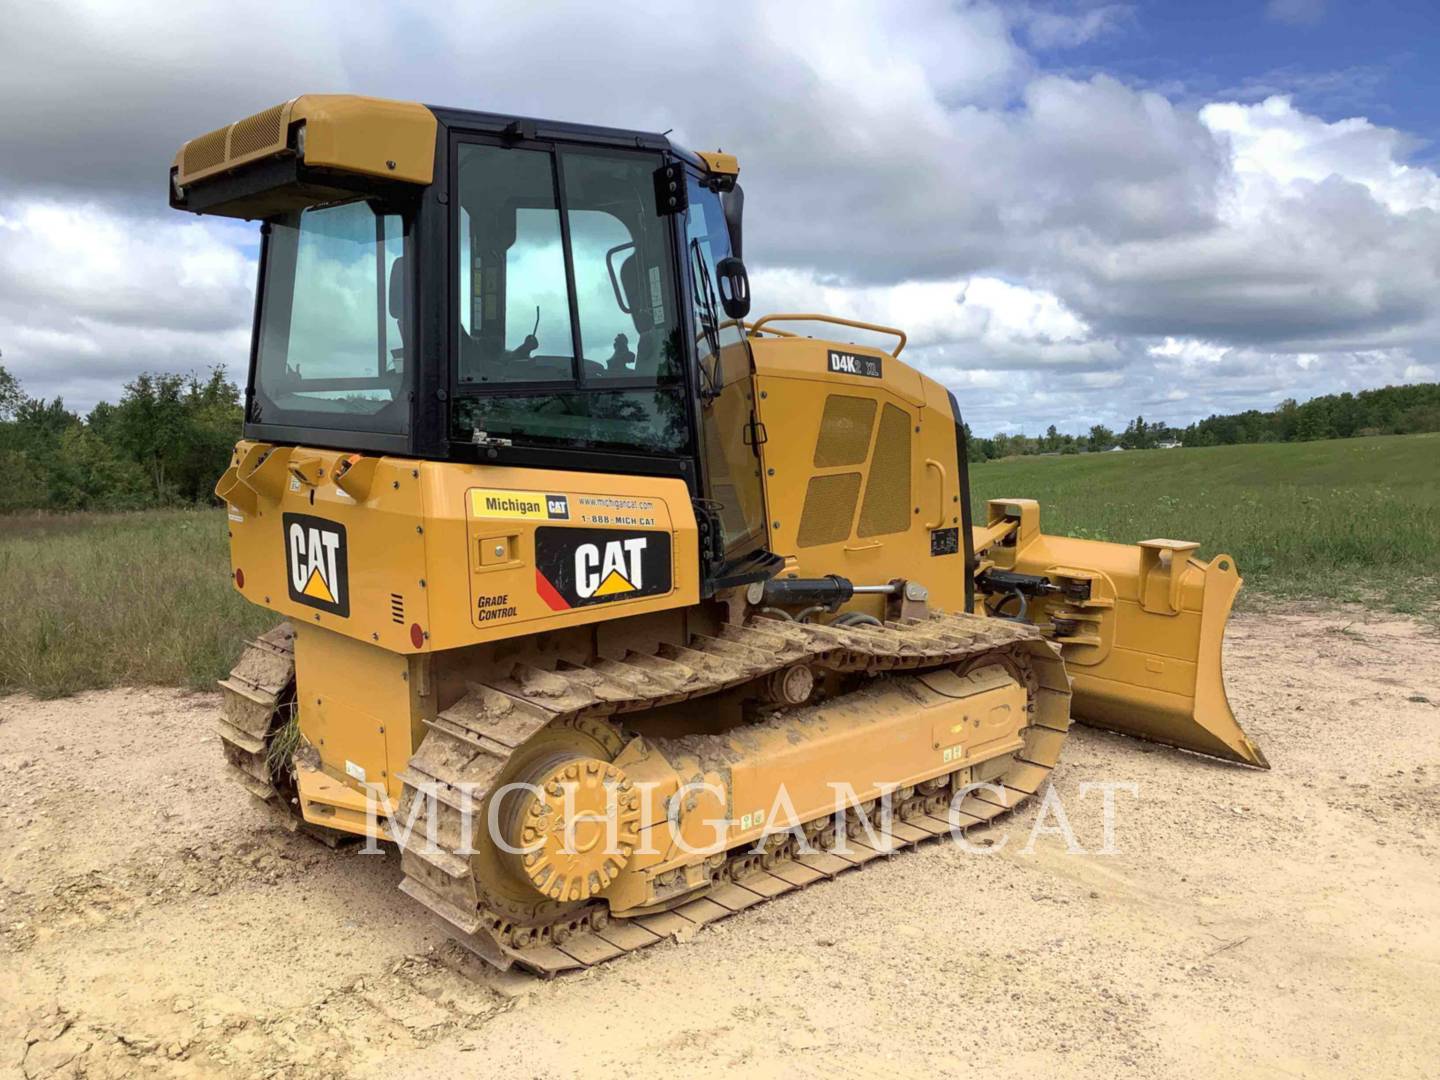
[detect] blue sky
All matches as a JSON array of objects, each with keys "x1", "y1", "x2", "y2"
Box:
[
  {"x1": 0, "y1": 0, "x2": 1437, "y2": 436},
  {"x1": 1049, "y1": 1, "x2": 1440, "y2": 143}
]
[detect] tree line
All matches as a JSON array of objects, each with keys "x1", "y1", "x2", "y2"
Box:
[
  {"x1": 967, "y1": 381, "x2": 1440, "y2": 463},
  {"x1": 968, "y1": 416, "x2": 1184, "y2": 462},
  {"x1": 0, "y1": 365, "x2": 241, "y2": 512},
  {"x1": 2, "y1": 362, "x2": 1436, "y2": 511}
]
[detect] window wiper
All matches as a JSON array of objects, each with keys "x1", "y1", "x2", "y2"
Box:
[{"x1": 689, "y1": 239, "x2": 723, "y2": 401}]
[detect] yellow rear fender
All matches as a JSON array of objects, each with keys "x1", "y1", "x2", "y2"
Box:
[{"x1": 974, "y1": 499, "x2": 1267, "y2": 769}]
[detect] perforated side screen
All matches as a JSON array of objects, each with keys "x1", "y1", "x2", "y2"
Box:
[
  {"x1": 183, "y1": 127, "x2": 229, "y2": 174},
  {"x1": 857, "y1": 403, "x2": 912, "y2": 537},
  {"x1": 813, "y1": 395, "x2": 877, "y2": 468},
  {"x1": 796, "y1": 472, "x2": 863, "y2": 548},
  {"x1": 229, "y1": 104, "x2": 286, "y2": 158}
]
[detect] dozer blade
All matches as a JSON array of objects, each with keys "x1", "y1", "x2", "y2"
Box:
[{"x1": 976, "y1": 499, "x2": 1268, "y2": 769}]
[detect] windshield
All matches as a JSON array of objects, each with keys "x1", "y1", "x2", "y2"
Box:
[
  {"x1": 451, "y1": 143, "x2": 688, "y2": 454},
  {"x1": 252, "y1": 201, "x2": 409, "y2": 434}
]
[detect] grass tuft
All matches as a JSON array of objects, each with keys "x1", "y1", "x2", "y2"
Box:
[{"x1": 266, "y1": 700, "x2": 301, "y2": 776}]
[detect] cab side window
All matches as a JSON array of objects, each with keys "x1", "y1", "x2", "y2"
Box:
[{"x1": 253, "y1": 200, "x2": 410, "y2": 433}]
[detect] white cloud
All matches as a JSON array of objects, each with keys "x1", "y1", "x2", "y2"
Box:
[
  {"x1": 0, "y1": 201, "x2": 253, "y2": 404},
  {"x1": 1150, "y1": 337, "x2": 1227, "y2": 364},
  {"x1": 1033, "y1": 98, "x2": 1440, "y2": 351},
  {"x1": 0, "y1": 0, "x2": 1435, "y2": 431},
  {"x1": 1265, "y1": 0, "x2": 1327, "y2": 26},
  {"x1": 749, "y1": 270, "x2": 1111, "y2": 369},
  {"x1": 0, "y1": 0, "x2": 348, "y2": 200},
  {"x1": 1019, "y1": 4, "x2": 1131, "y2": 49},
  {"x1": 1201, "y1": 95, "x2": 1440, "y2": 216}
]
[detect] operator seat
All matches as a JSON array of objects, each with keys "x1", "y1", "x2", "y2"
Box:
[
  {"x1": 618, "y1": 254, "x2": 666, "y2": 376},
  {"x1": 387, "y1": 255, "x2": 408, "y2": 361}
]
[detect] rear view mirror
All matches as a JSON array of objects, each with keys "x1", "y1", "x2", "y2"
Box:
[
  {"x1": 721, "y1": 183, "x2": 744, "y2": 259},
  {"x1": 715, "y1": 256, "x2": 751, "y2": 320},
  {"x1": 387, "y1": 255, "x2": 406, "y2": 320}
]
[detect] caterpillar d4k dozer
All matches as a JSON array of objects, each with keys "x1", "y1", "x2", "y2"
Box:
[{"x1": 174, "y1": 95, "x2": 1266, "y2": 975}]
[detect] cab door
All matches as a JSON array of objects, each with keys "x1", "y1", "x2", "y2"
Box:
[{"x1": 683, "y1": 173, "x2": 769, "y2": 563}]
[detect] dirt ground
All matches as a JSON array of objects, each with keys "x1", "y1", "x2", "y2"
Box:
[{"x1": 2, "y1": 607, "x2": 1438, "y2": 1079}]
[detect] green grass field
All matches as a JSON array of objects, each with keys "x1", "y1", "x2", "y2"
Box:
[
  {"x1": 0, "y1": 510, "x2": 274, "y2": 697},
  {"x1": 970, "y1": 432, "x2": 1439, "y2": 617},
  {"x1": 0, "y1": 432, "x2": 1433, "y2": 698}
]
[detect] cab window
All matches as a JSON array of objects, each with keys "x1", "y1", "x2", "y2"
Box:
[
  {"x1": 564, "y1": 152, "x2": 678, "y2": 379},
  {"x1": 452, "y1": 142, "x2": 686, "y2": 454},
  {"x1": 252, "y1": 200, "x2": 409, "y2": 433},
  {"x1": 456, "y1": 146, "x2": 571, "y2": 384}
]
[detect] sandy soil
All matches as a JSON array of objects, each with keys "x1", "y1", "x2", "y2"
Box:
[{"x1": 2, "y1": 607, "x2": 1438, "y2": 1079}]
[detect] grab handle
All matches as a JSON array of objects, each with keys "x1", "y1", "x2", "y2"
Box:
[
  {"x1": 747, "y1": 312, "x2": 908, "y2": 357},
  {"x1": 923, "y1": 458, "x2": 947, "y2": 530}
]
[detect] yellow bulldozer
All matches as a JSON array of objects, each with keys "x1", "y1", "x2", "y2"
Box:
[{"x1": 172, "y1": 94, "x2": 1266, "y2": 975}]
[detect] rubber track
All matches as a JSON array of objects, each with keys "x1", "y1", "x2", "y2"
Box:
[{"x1": 395, "y1": 612, "x2": 1072, "y2": 975}]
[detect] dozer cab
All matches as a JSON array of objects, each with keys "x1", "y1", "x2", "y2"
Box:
[{"x1": 174, "y1": 95, "x2": 1265, "y2": 974}]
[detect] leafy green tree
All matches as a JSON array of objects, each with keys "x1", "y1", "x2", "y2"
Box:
[
  {"x1": 46, "y1": 426, "x2": 150, "y2": 510},
  {"x1": 1177, "y1": 383, "x2": 1440, "y2": 448},
  {"x1": 108, "y1": 373, "x2": 191, "y2": 499},
  {"x1": 0, "y1": 450, "x2": 49, "y2": 512},
  {"x1": 1295, "y1": 402, "x2": 1335, "y2": 441},
  {"x1": 11, "y1": 397, "x2": 80, "y2": 441},
  {"x1": 1119, "y1": 415, "x2": 1148, "y2": 449},
  {"x1": 0, "y1": 365, "x2": 23, "y2": 421},
  {"x1": 1087, "y1": 424, "x2": 1116, "y2": 452},
  {"x1": 0, "y1": 365, "x2": 241, "y2": 512},
  {"x1": 1396, "y1": 402, "x2": 1440, "y2": 434},
  {"x1": 1274, "y1": 398, "x2": 1300, "y2": 441},
  {"x1": 107, "y1": 369, "x2": 242, "y2": 503},
  {"x1": 964, "y1": 422, "x2": 991, "y2": 463}
]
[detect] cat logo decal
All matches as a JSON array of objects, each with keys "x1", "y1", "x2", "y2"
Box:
[
  {"x1": 283, "y1": 513, "x2": 350, "y2": 617},
  {"x1": 533, "y1": 527, "x2": 671, "y2": 610}
]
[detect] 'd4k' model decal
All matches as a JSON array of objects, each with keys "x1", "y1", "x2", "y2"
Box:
[
  {"x1": 827, "y1": 348, "x2": 883, "y2": 378},
  {"x1": 534, "y1": 527, "x2": 672, "y2": 610}
]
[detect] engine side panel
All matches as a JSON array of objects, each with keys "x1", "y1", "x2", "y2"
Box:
[{"x1": 748, "y1": 337, "x2": 969, "y2": 616}]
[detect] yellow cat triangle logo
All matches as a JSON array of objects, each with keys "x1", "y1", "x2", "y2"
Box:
[
  {"x1": 593, "y1": 569, "x2": 635, "y2": 596},
  {"x1": 302, "y1": 567, "x2": 337, "y2": 605}
]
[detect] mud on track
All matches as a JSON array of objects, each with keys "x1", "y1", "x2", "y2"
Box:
[{"x1": 3, "y1": 608, "x2": 1438, "y2": 1079}]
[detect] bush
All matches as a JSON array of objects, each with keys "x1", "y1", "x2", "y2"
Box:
[{"x1": 0, "y1": 365, "x2": 241, "y2": 512}]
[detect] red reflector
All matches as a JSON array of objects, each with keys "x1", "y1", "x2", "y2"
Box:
[
  {"x1": 234, "y1": 568, "x2": 245, "y2": 588},
  {"x1": 410, "y1": 623, "x2": 425, "y2": 649}
]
